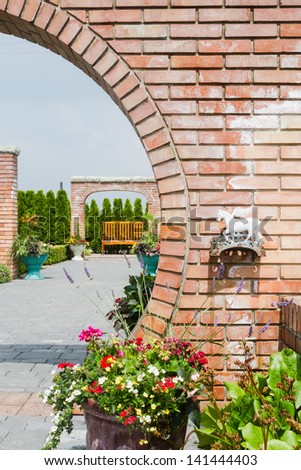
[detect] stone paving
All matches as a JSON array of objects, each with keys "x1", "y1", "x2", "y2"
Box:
[{"x1": 0, "y1": 255, "x2": 198, "y2": 450}]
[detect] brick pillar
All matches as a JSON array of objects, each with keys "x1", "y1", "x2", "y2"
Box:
[{"x1": 0, "y1": 146, "x2": 20, "y2": 279}]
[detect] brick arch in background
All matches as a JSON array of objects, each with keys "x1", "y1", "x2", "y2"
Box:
[
  {"x1": 70, "y1": 177, "x2": 161, "y2": 233},
  {"x1": 0, "y1": 1, "x2": 190, "y2": 336}
]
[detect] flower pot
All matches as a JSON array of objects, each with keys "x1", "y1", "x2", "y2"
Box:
[
  {"x1": 137, "y1": 254, "x2": 159, "y2": 276},
  {"x1": 21, "y1": 254, "x2": 48, "y2": 280},
  {"x1": 83, "y1": 399, "x2": 187, "y2": 450},
  {"x1": 70, "y1": 244, "x2": 85, "y2": 261}
]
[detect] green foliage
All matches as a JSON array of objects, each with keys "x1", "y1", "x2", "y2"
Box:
[
  {"x1": 0, "y1": 264, "x2": 11, "y2": 283},
  {"x1": 131, "y1": 230, "x2": 160, "y2": 256},
  {"x1": 55, "y1": 189, "x2": 71, "y2": 244},
  {"x1": 89, "y1": 238, "x2": 102, "y2": 253},
  {"x1": 123, "y1": 198, "x2": 134, "y2": 221},
  {"x1": 133, "y1": 198, "x2": 143, "y2": 220},
  {"x1": 107, "y1": 273, "x2": 155, "y2": 331},
  {"x1": 24, "y1": 190, "x2": 36, "y2": 215},
  {"x1": 113, "y1": 198, "x2": 123, "y2": 220},
  {"x1": 34, "y1": 190, "x2": 48, "y2": 241},
  {"x1": 44, "y1": 245, "x2": 68, "y2": 265},
  {"x1": 195, "y1": 346, "x2": 301, "y2": 450},
  {"x1": 86, "y1": 199, "x2": 101, "y2": 241},
  {"x1": 101, "y1": 198, "x2": 112, "y2": 221},
  {"x1": 11, "y1": 235, "x2": 49, "y2": 258},
  {"x1": 46, "y1": 190, "x2": 56, "y2": 243}
]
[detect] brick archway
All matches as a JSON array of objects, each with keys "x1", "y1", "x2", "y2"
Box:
[
  {"x1": 0, "y1": 1, "x2": 190, "y2": 336},
  {"x1": 70, "y1": 177, "x2": 161, "y2": 235},
  {"x1": 3, "y1": 1, "x2": 301, "y2": 369}
]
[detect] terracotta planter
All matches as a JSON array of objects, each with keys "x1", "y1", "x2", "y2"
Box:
[{"x1": 82, "y1": 399, "x2": 187, "y2": 450}]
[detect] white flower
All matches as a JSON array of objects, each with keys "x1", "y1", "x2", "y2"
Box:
[
  {"x1": 126, "y1": 380, "x2": 134, "y2": 389},
  {"x1": 73, "y1": 390, "x2": 81, "y2": 396},
  {"x1": 98, "y1": 377, "x2": 107, "y2": 385},
  {"x1": 137, "y1": 373, "x2": 145, "y2": 382},
  {"x1": 191, "y1": 373, "x2": 200, "y2": 382},
  {"x1": 173, "y1": 376, "x2": 184, "y2": 383},
  {"x1": 147, "y1": 365, "x2": 160, "y2": 376}
]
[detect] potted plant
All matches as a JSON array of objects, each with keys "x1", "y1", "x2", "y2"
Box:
[
  {"x1": 40, "y1": 327, "x2": 208, "y2": 450},
  {"x1": 10, "y1": 235, "x2": 49, "y2": 280},
  {"x1": 68, "y1": 235, "x2": 88, "y2": 261},
  {"x1": 131, "y1": 231, "x2": 160, "y2": 275}
]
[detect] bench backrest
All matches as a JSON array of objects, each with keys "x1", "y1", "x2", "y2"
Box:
[{"x1": 102, "y1": 221, "x2": 144, "y2": 241}]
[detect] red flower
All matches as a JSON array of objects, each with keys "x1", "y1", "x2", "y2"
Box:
[
  {"x1": 124, "y1": 416, "x2": 136, "y2": 426},
  {"x1": 189, "y1": 351, "x2": 208, "y2": 366},
  {"x1": 155, "y1": 377, "x2": 176, "y2": 392},
  {"x1": 100, "y1": 355, "x2": 116, "y2": 369},
  {"x1": 57, "y1": 363, "x2": 76, "y2": 369},
  {"x1": 88, "y1": 382, "x2": 103, "y2": 394},
  {"x1": 119, "y1": 410, "x2": 129, "y2": 419}
]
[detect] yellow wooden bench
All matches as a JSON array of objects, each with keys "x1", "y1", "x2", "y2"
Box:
[{"x1": 102, "y1": 221, "x2": 144, "y2": 254}]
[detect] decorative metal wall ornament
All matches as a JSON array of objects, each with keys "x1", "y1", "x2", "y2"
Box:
[{"x1": 210, "y1": 209, "x2": 266, "y2": 258}]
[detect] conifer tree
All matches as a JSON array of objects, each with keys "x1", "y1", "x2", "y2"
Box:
[
  {"x1": 86, "y1": 199, "x2": 100, "y2": 241},
  {"x1": 18, "y1": 190, "x2": 27, "y2": 238},
  {"x1": 46, "y1": 190, "x2": 56, "y2": 243},
  {"x1": 134, "y1": 198, "x2": 143, "y2": 221},
  {"x1": 113, "y1": 198, "x2": 123, "y2": 220},
  {"x1": 24, "y1": 190, "x2": 36, "y2": 217},
  {"x1": 55, "y1": 189, "x2": 71, "y2": 244},
  {"x1": 101, "y1": 198, "x2": 112, "y2": 221},
  {"x1": 123, "y1": 198, "x2": 134, "y2": 221},
  {"x1": 35, "y1": 190, "x2": 48, "y2": 241}
]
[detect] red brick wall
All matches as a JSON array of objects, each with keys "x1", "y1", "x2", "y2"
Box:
[
  {"x1": 1, "y1": 1, "x2": 301, "y2": 370},
  {"x1": 0, "y1": 147, "x2": 19, "y2": 278}
]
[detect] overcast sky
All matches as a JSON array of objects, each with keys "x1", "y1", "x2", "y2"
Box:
[{"x1": 0, "y1": 33, "x2": 152, "y2": 206}]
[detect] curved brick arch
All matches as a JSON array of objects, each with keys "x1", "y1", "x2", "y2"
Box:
[
  {"x1": 0, "y1": 0, "x2": 190, "y2": 336},
  {"x1": 70, "y1": 177, "x2": 161, "y2": 231},
  {"x1": 3, "y1": 1, "x2": 301, "y2": 370}
]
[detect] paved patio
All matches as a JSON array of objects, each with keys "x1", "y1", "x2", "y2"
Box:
[{"x1": 0, "y1": 255, "x2": 198, "y2": 450}]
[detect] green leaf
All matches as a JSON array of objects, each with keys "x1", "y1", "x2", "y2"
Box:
[
  {"x1": 267, "y1": 348, "x2": 301, "y2": 393},
  {"x1": 281, "y1": 430, "x2": 299, "y2": 449},
  {"x1": 225, "y1": 382, "x2": 245, "y2": 400},
  {"x1": 267, "y1": 440, "x2": 293, "y2": 450},
  {"x1": 194, "y1": 428, "x2": 215, "y2": 449},
  {"x1": 293, "y1": 381, "x2": 301, "y2": 410},
  {"x1": 241, "y1": 423, "x2": 264, "y2": 450},
  {"x1": 280, "y1": 400, "x2": 295, "y2": 419},
  {"x1": 200, "y1": 405, "x2": 223, "y2": 430}
]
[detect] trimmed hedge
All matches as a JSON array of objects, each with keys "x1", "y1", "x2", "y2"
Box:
[
  {"x1": 0, "y1": 264, "x2": 11, "y2": 283},
  {"x1": 44, "y1": 245, "x2": 68, "y2": 265}
]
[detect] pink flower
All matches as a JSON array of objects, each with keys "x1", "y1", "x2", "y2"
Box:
[{"x1": 78, "y1": 326, "x2": 103, "y2": 342}]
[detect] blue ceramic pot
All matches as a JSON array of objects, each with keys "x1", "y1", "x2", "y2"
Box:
[
  {"x1": 21, "y1": 254, "x2": 48, "y2": 280},
  {"x1": 137, "y1": 254, "x2": 159, "y2": 276}
]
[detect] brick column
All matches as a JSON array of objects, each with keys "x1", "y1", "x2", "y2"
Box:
[{"x1": 0, "y1": 146, "x2": 20, "y2": 279}]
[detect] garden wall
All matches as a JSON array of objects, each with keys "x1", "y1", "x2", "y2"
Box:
[
  {"x1": 1, "y1": 1, "x2": 301, "y2": 375},
  {"x1": 0, "y1": 146, "x2": 19, "y2": 278}
]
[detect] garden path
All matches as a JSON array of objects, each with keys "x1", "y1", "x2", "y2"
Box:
[{"x1": 0, "y1": 255, "x2": 198, "y2": 450}]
